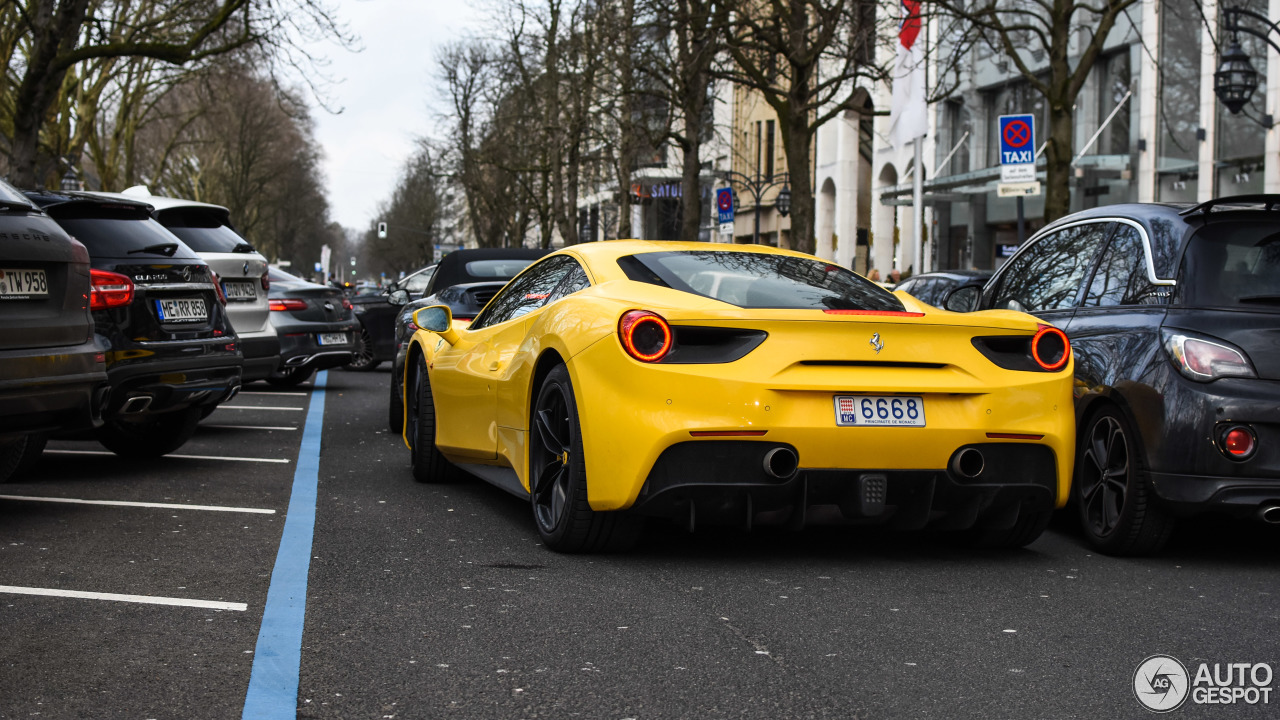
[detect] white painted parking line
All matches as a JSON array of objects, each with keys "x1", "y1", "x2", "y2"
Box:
[
  {"x1": 201, "y1": 424, "x2": 298, "y2": 431},
  {"x1": 236, "y1": 391, "x2": 308, "y2": 397},
  {"x1": 0, "y1": 495, "x2": 275, "y2": 514},
  {"x1": 214, "y1": 405, "x2": 305, "y2": 412},
  {"x1": 0, "y1": 585, "x2": 246, "y2": 611},
  {"x1": 45, "y1": 449, "x2": 290, "y2": 464}
]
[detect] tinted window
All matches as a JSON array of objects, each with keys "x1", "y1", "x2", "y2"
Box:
[
  {"x1": 0, "y1": 178, "x2": 34, "y2": 207},
  {"x1": 617, "y1": 250, "x2": 904, "y2": 311},
  {"x1": 470, "y1": 256, "x2": 576, "y2": 329},
  {"x1": 53, "y1": 216, "x2": 200, "y2": 260},
  {"x1": 402, "y1": 267, "x2": 436, "y2": 295},
  {"x1": 163, "y1": 224, "x2": 253, "y2": 254},
  {"x1": 991, "y1": 223, "x2": 1112, "y2": 313},
  {"x1": 1179, "y1": 222, "x2": 1280, "y2": 309},
  {"x1": 1083, "y1": 225, "x2": 1158, "y2": 307},
  {"x1": 465, "y1": 259, "x2": 536, "y2": 278},
  {"x1": 547, "y1": 261, "x2": 590, "y2": 303}
]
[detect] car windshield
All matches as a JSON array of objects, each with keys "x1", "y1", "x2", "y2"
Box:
[
  {"x1": 1180, "y1": 222, "x2": 1280, "y2": 309},
  {"x1": 464, "y1": 259, "x2": 535, "y2": 279},
  {"x1": 617, "y1": 250, "x2": 905, "y2": 311}
]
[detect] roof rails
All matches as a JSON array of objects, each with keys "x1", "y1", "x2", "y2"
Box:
[{"x1": 1179, "y1": 194, "x2": 1280, "y2": 216}]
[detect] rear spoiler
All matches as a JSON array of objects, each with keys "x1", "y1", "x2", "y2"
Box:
[{"x1": 1179, "y1": 194, "x2": 1280, "y2": 217}]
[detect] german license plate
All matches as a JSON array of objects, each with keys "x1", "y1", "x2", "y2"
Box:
[
  {"x1": 222, "y1": 280, "x2": 257, "y2": 300},
  {"x1": 0, "y1": 268, "x2": 48, "y2": 297},
  {"x1": 834, "y1": 395, "x2": 926, "y2": 427},
  {"x1": 317, "y1": 332, "x2": 348, "y2": 345},
  {"x1": 155, "y1": 297, "x2": 207, "y2": 322}
]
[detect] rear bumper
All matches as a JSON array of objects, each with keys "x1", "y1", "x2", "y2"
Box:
[
  {"x1": 277, "y1": 324, "x2": 358, "y2": 370},
  {"x1": 631, "y1": 440, "x2": 1057, "y2": 529},
  {"x1": 238, "y1": 332, "x2": 281, "y2": 382},
  {"x1": 0, "y1": 340, "x2": 109, "y2": 438},
  {"x1": 1150, "y1": 472, "x2": 1280, "y2": 515},
  {"x1": 104, "y1": 355, "x2": 242, "y2": 415}
]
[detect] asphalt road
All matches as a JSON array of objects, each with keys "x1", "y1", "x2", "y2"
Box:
[{"x1": 2, "y1": 368, "x2": 1278, "y2": 719}]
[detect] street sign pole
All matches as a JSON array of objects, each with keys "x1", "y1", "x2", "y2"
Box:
[{"x1": 1017, "y1": 196, "x2": 1026, "y2": 245}]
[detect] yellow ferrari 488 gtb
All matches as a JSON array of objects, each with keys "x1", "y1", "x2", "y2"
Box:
[{"x1": 402, "y1": 241, "x2": 1074, "y2": 553}]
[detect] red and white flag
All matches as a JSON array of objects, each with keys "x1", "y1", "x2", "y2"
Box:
[{"x1": 888, "y1": 0, "x2": 927, "y2": 149}]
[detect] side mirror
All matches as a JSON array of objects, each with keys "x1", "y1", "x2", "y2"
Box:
[
  {"x1": 388, "y1": 289, "x2": 409, "y2": 306},
  {"x1": 944, "y1": 285, "x2": 981, "y2": 313},
  {"x1": 412, "y1": 305, "x2": 460, "y2": 345}
]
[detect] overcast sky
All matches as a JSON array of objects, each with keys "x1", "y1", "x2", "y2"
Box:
[{"x1": 310, "y1": 0, "x2": 480, "y2": 232}]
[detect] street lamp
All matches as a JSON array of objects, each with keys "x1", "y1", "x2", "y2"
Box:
[
  {"x1": 1214, "y1": 6, "x2": 1280, "y2": 124},
  {"x1": 719, "y1": 170, "x2": 790, "y2": 245}
]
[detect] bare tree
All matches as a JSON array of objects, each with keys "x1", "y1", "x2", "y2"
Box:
[{"x1": 719, "y1": 0, "x2": 884, "y2": 254}]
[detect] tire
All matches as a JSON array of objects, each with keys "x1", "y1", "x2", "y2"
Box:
[
  {"x1": 388, "y1": 363, "x2": 405, "y2": 433},
  {"x1": 345, "y1": 325, "x2": 381, "y2": 371},
  {"x1": 15, "y1": 433, "x2": 47, "y2": 475},
  {"x1": 266, "y1": 366, "x2": 315, "y2": 387},
  {"x1": 0, "y1": 436, "x2": 26, "y2": 483},
  {"x1": 963, "y1": 504, "x2": 1053, "y2": 549},
  {"x1": 407, "y1": 354, "x2": 453, "y2": 483},
  {"x1": 97, "y1": 407, "x2": 202, "y2": 458},
  {"x1": 1073, "y1": 405, "x2": 1175, "y2": 556},
  {"x1": 529, "y1": 365, "x2": 640, "y2": 553}
]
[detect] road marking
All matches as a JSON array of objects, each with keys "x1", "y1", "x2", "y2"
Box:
[
  {"x1": 214, "y1": 406, "x2": 305, "y2": 412},
  {"x1": 202, "y1": 425, "x2": 298, "y2": 432},
  {"x1": 243, "y1": 370, "x2": 326, "y2": 718},
  {"x1": 0, "y1": 585, "x2": 246, "y2": 611},
  {"x1": 0, "y1": 495, "x2": 275, "y2": 514},
  {"x1": 45, "y1": 449, "x2": 290, "y2": 464},
  {"x1": 236, "y1": 391, "x2": 308, "y2": 397}
]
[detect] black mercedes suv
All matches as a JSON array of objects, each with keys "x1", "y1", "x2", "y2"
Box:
[
  {"x1": 0, "y1": 181, "x2": 109, "y2": 480},
  {"x1": 947, "y1": 195, "x2": 1280, "y2": 555},
  {"x1": 26, "y1": 191, "x2": 242, "y2": 457}
]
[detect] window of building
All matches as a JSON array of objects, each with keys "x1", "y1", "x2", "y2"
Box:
[
  {"x1": 1216, "y1": 0, "x2": 1269, "y2": 196},
  {"x1": 766, "y1": 119, "x2": 776, "y2": 180},
  {"x1": 1097, "y1": 51, "x2": 1132, "y2": 157},
  {"x1": 1156, "y1": 0, "x2": 1202, "y2": 201}
]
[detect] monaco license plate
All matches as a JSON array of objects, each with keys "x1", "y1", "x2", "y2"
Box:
[
  {"x1": 834, "y1": 395, "x2": 926, "y2": 427},
  {"x1": 155, "y1": 297, "x2": 207, "y2": 322},
  {"x1": 222, "y1": 280, "x2": 257, "y2": 300},
  {"x1": 317, "y1": 332, "x2": 348, "y2": 346},
  {"x1": 0, "y1": 268, "x2": 48, "y2": 298}
]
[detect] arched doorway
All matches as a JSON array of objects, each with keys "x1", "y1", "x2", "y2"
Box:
[
  {"x1": 873, "y1": 164, "x2": 898, "y2": 278},
  {"x1": 816, "y1": 177, "x2": 837, "y2": 261}
]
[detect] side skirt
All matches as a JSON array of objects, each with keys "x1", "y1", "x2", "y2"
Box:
[{"x1": 455, "y1": 463, "x2": 530, "y2": 500}]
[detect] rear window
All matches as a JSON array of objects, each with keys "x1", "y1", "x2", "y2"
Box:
[
  {"x1": 53, "y1": 215, "x2": 199, "y2": 260},
  {"x1": 464, "y1": 259, "x2": 535, "y2": 279},
  {"x1": 1180, "y1": 222, "x2": 1280, "y2": 309},
  {"x1": 617, "y1": 251, "x2": 905, "y2": 311}
]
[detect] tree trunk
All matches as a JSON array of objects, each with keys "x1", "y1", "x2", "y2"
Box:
[
  {"x1": 678, "y1": 82, "x2": 707, "y2": 242},
  {"x1": 1043, "y1": 103, "x2": 1074, "y2": 224},
  {"x1": 782, "y1": 116, "x2": 814, "y2": 254}
]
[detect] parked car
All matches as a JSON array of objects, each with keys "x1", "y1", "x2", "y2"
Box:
[
  {"x1": 402, "y1": 241, "x2": 1076, "y2": 553},
  {"x1": 344, "y1": 265, "x2": 436, "y2": 372},
  {"x1": 386, "y1": 248, "x2": 547, "y2": 431},
  {"x1": 894, "y1": 269, "x2": 992, "y2": 307},
  {"x1": 945, "y1": 196, "x2": 1280, "y2": 555},
  {"x1": 0, "y1": 180, "x2": 110, "y2": 480},
  {"x1": 25, "y1": 191, "x2": 241, "y2": 458},
  {"x1": 266, "y1": 267, "x2": 358, "y2": 386},
  {"x1": 114, "y1": 187, "x2": 280, "y2": 383}
]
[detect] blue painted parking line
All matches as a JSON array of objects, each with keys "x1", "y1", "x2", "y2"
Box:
[{"x1": 242, "y1": 371, "x2": 327, "y2": 719}]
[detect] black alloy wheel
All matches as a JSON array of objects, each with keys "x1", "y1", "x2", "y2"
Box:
[
  {"x1": 529, "y1": 365, "x2": 639, "y2": 553},
  {"x1": 408, "y1": 354, "x2": 452, "y2": 483},
  {"x1": 266, "y1": 365, "x2": 315, "y2": 387},
  {"x1": 345, "y1": 325, "x2": 380, "y2": 371},
  {"x1": 1073, "y1": 406, "x2": 1174, "y2": 556},
  {"x1": 388, "y1": 364, "x2": 405, "y2": 433},
  {"x1": 96, "y1": 407, "x2": 202, "y2": 458}
]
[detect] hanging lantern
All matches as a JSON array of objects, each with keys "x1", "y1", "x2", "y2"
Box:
[{"x1": 1215, "y1": 39, "x2": 1259, "y2": 115}]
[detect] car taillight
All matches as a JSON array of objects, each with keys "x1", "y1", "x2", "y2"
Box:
[
  {"x1": 211, "y1": 271, "x2": 227, "y2": 306},
  {"x1": 261, "y1": 272, "x2": 270, "y2": 292},
  {"x1": 342, "y1": 297, "x2": 353, "y2": 311},
  {"x1": 270, "y1": 298, "x2": 307, "y2": 311},
  {"x1": 1222, "y1": 426, "x2": 1257, "y2": 459},
  {"x1": 618, "y1": 309, "x2": 672, "y2": 362},
  {"x1": 89, "y1": 268, "x2": 134, "y2": 310},
  {"x1": 1031, "y1": 325, "x2": 1070, "y2": 371},
  {"x1": 1163, "y1": 330, "x2": 1256, "y2": 381}
]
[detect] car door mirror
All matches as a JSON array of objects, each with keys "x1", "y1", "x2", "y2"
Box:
[
  {"x1": 944, "y1": 285, "x2": 981, "y2": 313},
  {"x1": 412, "y1": 305, "x2": 460, "y2": 346},
  {"x1": 388, "y1": 289, "x2": 409, "y2": 306}
]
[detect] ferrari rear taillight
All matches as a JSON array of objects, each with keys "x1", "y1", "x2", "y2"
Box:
[
  {"x1": 619, "y1": 309, "x2": 672, "y2": 362},
  {"x1": 1031, "y1": 325, "x2": 1070, "y2": 371},
  {"x1": 89, "y1": 268, "x2": 134, "y2": 310},
  {"x1": 270, "y1": 298, "x2": 307, "y2": 311}
]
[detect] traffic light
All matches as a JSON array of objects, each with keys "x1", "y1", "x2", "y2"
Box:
[{"x1": 377, "y1": 221, "x2": 387, "y2": 239}]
